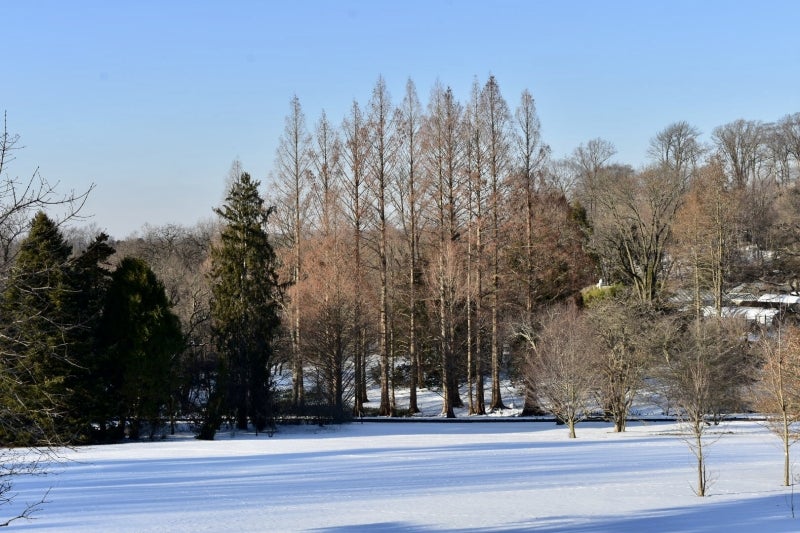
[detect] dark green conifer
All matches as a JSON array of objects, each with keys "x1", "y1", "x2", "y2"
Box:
[
  {"x1": 200, "y1": 171, "x2": 281, "y2": 439},
  {"x1": 98, "y1": 257, "x2": 184, "y2": 439},
  {"x1": 0, "y1": 212, "x2": 72, "y2": 445}
]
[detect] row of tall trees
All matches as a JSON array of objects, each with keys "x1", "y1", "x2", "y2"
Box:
[
  {"x1": 269, "y1": 76, "x2": 594, "y2": 419},
  {"x1": 268, "y1": 76, "x2": 800, "y2": 421}
]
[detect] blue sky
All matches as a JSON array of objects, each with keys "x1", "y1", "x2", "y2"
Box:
[{"x1": 4, "y1": 1, "x2": 799, "y2": 238}]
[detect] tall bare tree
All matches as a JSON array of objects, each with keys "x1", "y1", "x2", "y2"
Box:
[
  {"x1": 463, "y1": 79, "x2": 487, "y2": 414},
  {"x1": 393, "y1": 78, "x2": 427, "y2": 414},
  {"x1": 341, "y1": 101, "x2": 371, "y2": 416},
  {"x1": 481, "y1": 75, "x2": 511, "y2": 411},
  {"x1": 305, "y1": 110, "x2": 352, "y2": 415},
  {"x1": 777, "y1": 113, "x2": 800, "y2": 172},
  {"x1": 763, "y1": 119, "x2": 795, "y2": 186},
  {"x1": 711, "y1": 119, "x2": 775, "y2": 255},
  {"x1": 367, "y1": 77, "x2": 397, "y2": 416},
  {"x1": 648, "y1": 121, "x2": 704, "y2": 182},
  {"x1": 425, "y1": 82, "x2": 464, "y2": 417},
  {"x1": 513, "y1": 89, "x2": 550, "y2": 319},
  {"x1": 672, "y1": 157, "x2": 740, "y2": 316},
  {"x1": 274, "y1": 95, "x2": 313, "y2": 407}
]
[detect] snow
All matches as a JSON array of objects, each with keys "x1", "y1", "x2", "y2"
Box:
[
  {"x1": 758, "y1": 294, "x2": 800, "y2": 305},
  {"x1": 9, "y1": 419, "x2": 800, "y2": 532},
  {"x1": 706, "y1": 305, "x2": 780, "y2": 325}
]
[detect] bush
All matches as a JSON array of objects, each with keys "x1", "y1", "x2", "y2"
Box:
[{"x1": 581, "y1": 283, "x2": 624, "y2": 307}]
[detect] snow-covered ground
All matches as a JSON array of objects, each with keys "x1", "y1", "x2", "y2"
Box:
[{"x1": 8, "y1": 417, "x2": 800, "y2": 532}]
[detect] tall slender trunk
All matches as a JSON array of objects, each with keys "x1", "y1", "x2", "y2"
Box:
[
  {"x1": 408, "y1": 229, "x2": 420, "y2": 413},
  {"x1": 783, "y1": 408, "x2": 791, "y2": 487},
  {"x1": 490, "y1": 170, "x2": 505, "y2": 411},
  {"x1": 474, "y1": 183, "x2": 486, "y2": 415},
  {"x1": 466, "y1": 219, "x2": 475, "y2": 415},
  {"x1": 376, "y1": 131, "x2": 391, "y2": 415},
  {"x1": 292, "y1": 222, "x2": 304, "y2": 406},
  {"x1": 352, "y1": 200, "x2": 365, "y2": 417},
  {"x1": 696, "y1": 427, "x2": 706, "y2": 497},
  {"x1": 439, "y1": 251, "x2": 455, "y2": 418},
  {"x1": 379, "y1": 189, "x2": 391, "y2": 415}
]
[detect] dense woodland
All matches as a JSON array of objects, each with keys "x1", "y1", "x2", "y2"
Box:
[{"x1": 2, "y1": 75, "x2": 800, "y2": 461}]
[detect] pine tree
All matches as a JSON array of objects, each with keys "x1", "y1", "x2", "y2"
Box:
[{"x1": 202, "y1": 171, "x2": 281, "y2": 438}]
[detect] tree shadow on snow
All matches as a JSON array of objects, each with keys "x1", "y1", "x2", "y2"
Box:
[{"x1": 313, "y1": 494, "x2": 800, "y2": 533}]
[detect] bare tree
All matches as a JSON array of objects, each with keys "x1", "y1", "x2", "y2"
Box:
[
  {"x1": 481, "y1": 75, "x2": 511, "y2": 411},
  {"x1": 763, "y1": 119, "x2": 795, "y2": 186},
  {"x1": 586, "y1": 298, "x2": 652, "y2": 432},
  {"x1": 0, "y1": 113, "x2": 93, "y2": 524},
  {"x1": 0, "y1": 113, "x2": 93, "y2": 268},
  {"x1": 512, "y1": 89, "x2": 551, "y2": 320},
  {"x1": 591, "y1": 164, "x2": 685, "y2": 303},
  {"x1": 273, "y1": 96, "x2": 313, "y2": 408},
  {"x1": 341, "y1": 101, "x2": 371, "y2": 416},
  {"x1": 672, "y1": 157, "x2": 740, "y2": 316},
  {"x1": 520, "y1": 303, "x2": 599, "y2": 438},
  {"x1": 777, "y1": 113, "x2": 800, "y2": 174},
  {"x1": 712, "y1": 119, "x2": 764, "y2": 190},
  {"x1": 545, "y1": 158, "x2": 580, "y2": 200},
  {"x1": 751, "y1": 324, "x2": 800, "y2": 487},
  {"x1": 303, "y1": 110, "x2": 355, "y2": 416},
  {"x1": 366, "y1": 76, "x2": 397, "y2": 416},
  {"x1": 571, "y1": 138, "x2": 616, "y2": 222},
  {"x1": 656, "y1": 315, "x2": 753, "y2": 496},
  {"x1": 392, "y1": 78, "x2": 428, "y2": 414},
  {"x1": 425, "y1": 82, "x2": 464, "y2": 417},
  {"x1": 463, "y1": 79, "x2": 487, "y2": 415},
  {"x1": 647, "y1": 121, "x2": 704, "y2": 182}
]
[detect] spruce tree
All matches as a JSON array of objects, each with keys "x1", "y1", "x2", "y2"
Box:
[
  {"x1": 201, "y1": 171, "x2": 281, "y2": 438},
  {"x1": 0, "y1": 212, "x2": 72, "y2": 445}
]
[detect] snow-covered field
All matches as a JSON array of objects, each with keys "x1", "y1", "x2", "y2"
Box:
[{"x1": 9, "y1": 417, "x2": 800, "y2": 532}]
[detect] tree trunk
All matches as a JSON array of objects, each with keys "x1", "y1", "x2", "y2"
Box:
[{"x1": 784, "y1": 410, "x2": 791, "y2": 487}]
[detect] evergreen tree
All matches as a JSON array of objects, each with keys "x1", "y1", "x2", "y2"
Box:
[
  {"x1": 98, "y1": 257, "x2": 184, "y2": 440},
  {"x1": 0, "y1": 212, "x2": 72, "y2": 445},
  {"x1": 66, "y1": 233, "x2": 116, "y2": 442},
  {"x1": 201, "y1": 171, "x2": 281, "y2": 439}
]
